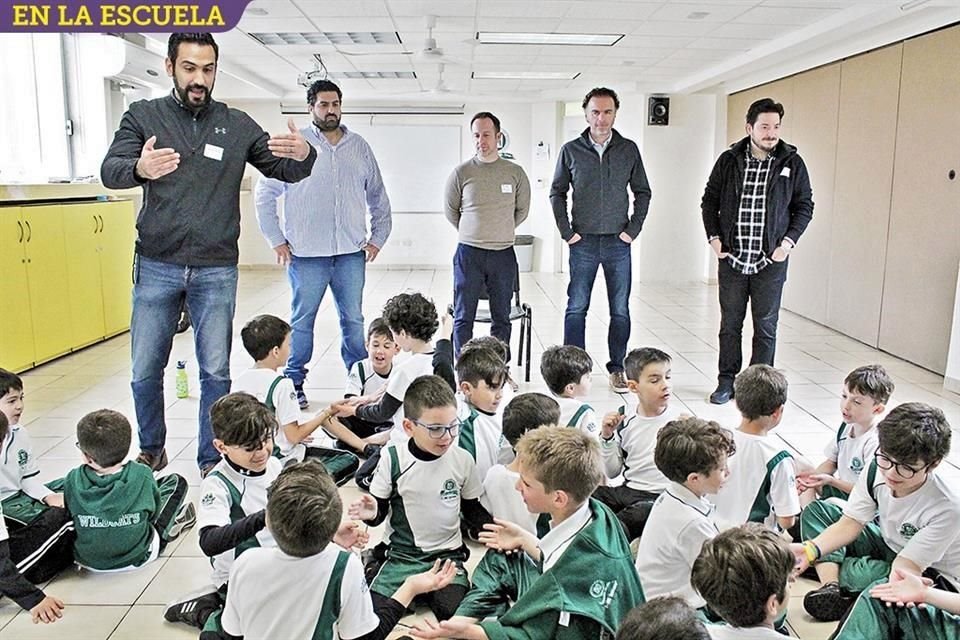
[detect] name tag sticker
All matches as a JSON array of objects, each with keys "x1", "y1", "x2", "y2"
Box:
[
  {"x1": 559, "y1": 611, "x2": 570, "y2": 627},
  {"x1": 501, "y1": 183, "x2": 513, "y2": 193},
  {"x1": 780, "y1": 167, "x2": 791, "y2": 177},
  {"x1": 204, "y1": 144, "x2": 224, "y2": 161}
]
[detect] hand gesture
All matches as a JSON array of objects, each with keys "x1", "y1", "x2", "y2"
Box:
[
  {"x1": 331, "y1": 401, "x2": 358, "y2": 418},
  {"x1": 405, "y1": 559, "x2": 459, "y2": 596},
  {"x1": 439, "y1": 310, "x2": 454, "y2": 341},
  {"x1": 273, "y1": 243, "x2": 292, "y2": 266},
  {"x1": 869, "y1": 569, "x2": 934, "y2": 608},
  {"x1": 797, "y1": 473, "x2": 832, "y2": 490},
  {"x1": 478, "y1": 518, "x2": 529, "y2": 553},
  {"x1": 601, "y1": 410, "x2": 623, "y2": 439},
  {"x1": 412, "y1": 616, "x2": 480, "y2": 639},
  {"x1": 30, "y1": 595, "x2": 65, "y2": 624},
  {"x1": 135, "y1": 136, "x2": 179, "y2": 180},
  {"x1": 268, "y1": 118, "x2": 311, "y2": 161},
  {"x1": 348, "y1": 494, "x2": 378, "y2": 522},
  {"x1": 43, "y1": 493, "x2": 65, "y2": 508},
  {"x1": 333, "y1": 520, "x2": 369, "y2": 550},
  {"x1": 789, "y1": 542, "x2": 811, "y2": 574}
]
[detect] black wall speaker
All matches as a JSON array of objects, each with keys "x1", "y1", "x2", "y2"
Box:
[{"x1": 648, "y1": 96, "x2": 670, "y2": 126}]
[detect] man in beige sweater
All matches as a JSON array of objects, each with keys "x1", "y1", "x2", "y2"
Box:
[{"x1": 445, "y1": 112, "x2": 531, "y2": 358}]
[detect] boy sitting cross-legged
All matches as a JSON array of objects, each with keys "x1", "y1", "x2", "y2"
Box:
[
  {"x1": 691, "y1": 523, "x2": 796, "y2": 639},
  {"x1": 413, "y1": 426, "x2": 644, "y2": 640},
  {"x1": 540, "y1": 345, "x2": 600, "y2": 440},
  {"x1": 635, "y1": 417, "x2": 736, "y2": 609},
  {"x1": 64, "y1": 409, "x2": 195, "y2": 572},
  {"x1": 348, "y1": 375, "x2": 493, "y2": 621},
  {"x1": 595, "y1": 347, "x2": 680, "y2": 541},
  {"x1": 235, "y1": 314, "x2": 362, "y2": 484},
  {"x1": 219, "y1": 459, "x2": 458, "y2": 640}
]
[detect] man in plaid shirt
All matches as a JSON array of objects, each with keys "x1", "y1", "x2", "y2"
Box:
[{"x1": 700, "y1": 98, "x2": 814, "y2": 405}]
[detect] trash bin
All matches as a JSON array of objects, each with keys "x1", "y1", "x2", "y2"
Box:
[{"x1": 515, "y1": 235, "x2": 534, "y2": 272}]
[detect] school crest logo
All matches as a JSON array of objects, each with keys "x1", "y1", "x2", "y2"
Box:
[
  {"x1": 439, "y1": 478, "x2": 459, "y2": 503},
  {"x1": 589, "y1": 579, "x2": 619, "y2": 608},
  {"x1": 899, "y1": 522, "x2": 919, "y2": 540},
  {"x1": 201, "y1": 493, "x2": 217, "y2": 507},
  {"x1": 17, "y1": 449, "x2": 28, "y2": 467},
  {"x1": 849, "y1": 457, "x2": 864, "y2": 474}
]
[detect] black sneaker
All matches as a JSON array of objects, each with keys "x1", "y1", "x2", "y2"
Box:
[
  {"x1": 168, "y1": 502, "x2": 197, "y2": 539},
  {"x1": 164, "y1": 588, "x2": 221, "y2": 628},
  {"x1": 803, "y1": 582, "x2": 856, "y2": 622}
]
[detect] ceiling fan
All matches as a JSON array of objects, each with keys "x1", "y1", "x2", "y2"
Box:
[{"x1": 336, "y1": 15, "x2": 468, "y2": 66}]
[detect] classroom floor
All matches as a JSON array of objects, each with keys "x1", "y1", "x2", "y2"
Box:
[{"x1": 4, "y1": 267, "x2": 960, "y2": 639}]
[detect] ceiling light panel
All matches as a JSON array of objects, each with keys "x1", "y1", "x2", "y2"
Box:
[
  {"x1": 477, "y1": 32, "x2": 623, "y2": 46},
  {"x1": 250, "y1": 32, "x2": 401, "y2": 46}
]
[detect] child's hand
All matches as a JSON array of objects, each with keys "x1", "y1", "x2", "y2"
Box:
[
  {"x1": 43, "y1": 493, "x2": 65, "y2": 508},
  {"x1": 870, "y1": 568, "x2": 934, "y2": 608},
  {"x1": 789, "y1": 542, "x2": 811, "y2": 574},
  {"x1": 601, "y1": 411, "x2": 623, "y2": 438},
  {"x1": 797, "y1": 473, "x2": 832, "y2": 490},
  {"x1": 30, "y1": 595, "x2": 64, "y2": 624},
  {"x1": 334, "y1": 520, "x2": 369, "y2": 550},
  {"x1": 331, "y1": 402, "x2": 358, "y2": 418},
  {"x1": 348, "y1": 494, "x2": 378, "y2": 521},
  {"x1": 412, "y1": 616, "x2": 481, "y2": 639},
  {"x1": 405, "y1": 559, "x2": 459, "y2": 595},
  {"x1": 439, "y1": 311, "x2": 454, "y2": 340},
  {"x1": 478, "y1": 518, "x2": 528, "y2": 552}
]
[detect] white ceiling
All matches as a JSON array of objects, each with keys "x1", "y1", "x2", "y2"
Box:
[{"x1": 148, "y1": 0, "x2": 960, "y2": 103}]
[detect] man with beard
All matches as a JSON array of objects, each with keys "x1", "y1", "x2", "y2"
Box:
[
  {"x1": 100, "y1": 33, "x2": 316, "y2": 475},
  {"x1": 255, "y1": 80, "x2": 392, "y2": 408},
  {"x1": 701, "y1": 98, "x2": 814, "y2": 405}
]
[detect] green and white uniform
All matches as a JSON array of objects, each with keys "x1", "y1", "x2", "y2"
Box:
[
  {"x1": 221, "y1": 545, "x2": 378, "y2": 640},
  {"x1": 636, "y1": 482, "x2": 719, "y2": 608},
  {"x1": 713, "y1": 430, "x2": 799, "y2": 531},
  {"x1": 198, "y1": 457, "x2": 282, "y2": 587},
  {"x1": 457, "y1": 399, "x2": 502, "y2": 483},
  {"x1": 459, "y1": 499, "x2": 644, "y2": 640},
  {"x1": 834, "y1": 582, "x2": 960, "y2": 640},
  {"x1": 368, "y1": 441, "x2": 482, "y2": 596},
  {"x1": 822, "y1": 421, "x2": 879, "y2": 501},
  {"x1": 481, "y1": 464, "x2": 539, "y2": 535},
  {"x1": 345, "y1": 357, "x2": 390, "y2": 398},
  {"x1": 600, "y1": 405, "x2": 680, "y2": 489},
  {"x1": 384, "y1": 352, "x2": 436, "y2": 444},
  {"x1": 553, "y1": 395, "x2": 600, "y2": 441},
  {"x1": 0, "y1": 424, "x2": 51, "y2": 502}
]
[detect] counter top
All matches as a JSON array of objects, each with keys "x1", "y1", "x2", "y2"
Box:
[{"x1": 0, "y1": 176, "x2": 253, "y2": 203}]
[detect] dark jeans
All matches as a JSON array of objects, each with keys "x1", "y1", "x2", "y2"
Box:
[
  {"x1": 564, "y1": 234, "x2": 632, "y2": 373},
  {"x1": 717, "y1": 258, "x2": 789, "y2": 386},
  {"x1": 453, "y1": 243, "x2": 517, "y2": 357}
]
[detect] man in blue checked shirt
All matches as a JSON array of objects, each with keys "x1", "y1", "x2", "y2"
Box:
[{"x1": 255, "y1": 80, "x2": 392, "y2": 409}]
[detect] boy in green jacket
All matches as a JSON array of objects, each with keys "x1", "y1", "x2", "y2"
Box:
[
  {"x1": 412, "y1": 425, "x2": 644, "y2": 639},
  {"x1": 63, "y1": 410, "x2": 195, "y2": 571}
]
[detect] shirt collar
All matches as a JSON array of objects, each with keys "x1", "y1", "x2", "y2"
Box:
[
  {"x1": 310, "y1": 122, "x2": 350, "y2": 146},
  {"x1": 538, "y1": 500, "x2": 592, "y2": 569},
  {"x1": 665, "y1": 481, "x2": 716, "y2": 518}
]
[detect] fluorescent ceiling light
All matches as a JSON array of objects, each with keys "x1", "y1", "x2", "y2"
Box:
[
  {"x1": 472, "y1": 71, "x2": 579, "y2": 80},
  {"x1": 476, "y1": 32, "x2": 623, "y2": 46},
  {"x1": 250, "y1": 32, "x2": 400, "y2": 46},
  {"x1": 331, "y1": 71, "x2": 417, "y2": 79}
]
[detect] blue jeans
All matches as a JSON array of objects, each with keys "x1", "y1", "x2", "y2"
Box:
[
  {"x1": 453, "y1": 243, "x2": 517, "y2": 358},
  {"x1": 130, "y1": 255, "x2": 237, "y2": 468},
  {"x1": 564, "y1": 234, "x2": 632, "y2": 373},
  {"x1": 285, "y1": 251, "x2": 367, "y2": 385}
]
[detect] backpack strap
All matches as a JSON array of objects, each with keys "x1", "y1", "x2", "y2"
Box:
[
  {"x1": 567, "y1": 404, "x2": 593, "y2": 428},
  {"x1": 265, "y1": 375, "x2": 286, "y2": 412},
  {"x1": 311, "y1": 550, "x2": 351, "y2": 640},
  {"x1": 748, "y1": 450, "x2": 793, "y2": 524}
]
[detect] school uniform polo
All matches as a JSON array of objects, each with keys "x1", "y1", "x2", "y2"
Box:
[
  {"x1": 553, "y1": 394, "x2": 600, "y2": 440},
  {"x1": 383, "y1": 352, "x2": 436, "y2": 443},
  {"x1": 600, "y1": 405, "x2": 680, "y2": 489},
  {"x1": 539, "y1": 500, "x2": 592, "y2": 571},
  {"x1": 481, "y1": 464, "x2": 538, "y2": 535},
  {"x1": 636, "y1": 482, "x2": 719, "y2": 608},
  {"x1": 823, "y1": 421, "x2": 879, "y2": 499},
  {"x1": 198, "y1": 457, "x2": 282, "y2": 587},
  {"x1": 345, "y1": 357, "x2": 390, "y2": 398},
  {"x1": 707, "y1": 624, "x2": 785, "y2": 639},
  {"x1": 713, "y1": 430, "x2": 799, "y2": 531},
  {"x1": 0, "y1": 425, "x2": 51, "y2": 502},
  {"x1": 457, "y1": 399, "x2": 502, "y2": 483},
  {"x1": 221, "y1": 544, "x2": 378, "y2": 640}
]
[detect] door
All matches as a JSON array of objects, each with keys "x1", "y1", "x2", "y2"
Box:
[
  {"x1": 99, "y1": 200, "x2": 135, "y2": 336},
  {"x1": 0, "y1": 208, "x2": 35, "y2": 371},
  {"x1": 21, "y1": 204, "x2": 72, "y2": 363},
  {"x1": 63, "y1": 203, "x2": 106, "y2": 347}
]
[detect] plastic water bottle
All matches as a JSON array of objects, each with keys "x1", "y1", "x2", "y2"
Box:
[{"x1": 175, "y1": 361, "x2": 189, "y2": 398}]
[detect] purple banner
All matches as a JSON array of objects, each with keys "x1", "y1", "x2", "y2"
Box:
[{"x1": 0, "y1": 1, "x2": 253, "y2": 32}]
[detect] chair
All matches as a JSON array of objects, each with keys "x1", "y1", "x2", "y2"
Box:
[{"x1": 469, "y1": 263, "x2": 533, "y2": 382}]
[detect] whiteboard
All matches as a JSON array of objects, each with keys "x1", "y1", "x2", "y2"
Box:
[{"x1": 346, "y1": 123, "x2": 461, "y2": 213}]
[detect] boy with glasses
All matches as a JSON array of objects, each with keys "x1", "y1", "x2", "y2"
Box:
[
  {"x1": 794, "y1": 402, "x2": 960, "y2": 622},
  {"x1": 349, "y1": 375, "x2": 493, "y2": 621}
]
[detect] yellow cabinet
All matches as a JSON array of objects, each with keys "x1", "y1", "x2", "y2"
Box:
[
  {"x1": 99, "y1": 200, "x2": 135, "y2": 336},
  {"x1": 0, "y1": 208, "x2": 35, "y2": 371},
  {"x1": 65, "y1": 203, "x2": 106, "y2": 348},
  {"x1": 21, "y1": 204, "x2": 72, "y2": 363}
]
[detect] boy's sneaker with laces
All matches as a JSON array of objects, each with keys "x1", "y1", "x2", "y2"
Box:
[
  {"x1": 164, "y1": 588, "x2": 222, "y2": 628},
  {"x1": 803, "y1": 581, "x2": 856, "y2": 622},
  {"x1": 168, "y1": 502, "x2": 197, "y2": 539},
  {"x1": 294, "y1": 383, "x2": 308, "y2": 410}
]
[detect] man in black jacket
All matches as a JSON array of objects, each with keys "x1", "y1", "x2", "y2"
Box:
[
  {"x1": 551, "y1": 88, "x2": 652, "y2": 393},
  {"x1": 701, "y1": 98, "x2": 814, "y2": 404},
  {"x1": 101, "y1": 33, "x2": 317, "y2": 473}
]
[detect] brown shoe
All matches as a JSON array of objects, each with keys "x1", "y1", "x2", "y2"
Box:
[
  {"x1": 199, "y1": 462, "x2": 218, "y2": 479},
  {"x1": 136, "y1": 448, "x2": 168, "y2": 472},
  {"x1": 609, "y1": 371, "x2": 629, "y2": 393}
]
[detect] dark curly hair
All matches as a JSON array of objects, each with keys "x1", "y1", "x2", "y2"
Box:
[{"x1": 382, "y1": 292, "x2": 438, "y2": 342}]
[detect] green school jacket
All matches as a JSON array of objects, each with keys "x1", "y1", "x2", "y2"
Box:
[{"x1": 479, "y1": 499, "x2": 645, "y2": 640}]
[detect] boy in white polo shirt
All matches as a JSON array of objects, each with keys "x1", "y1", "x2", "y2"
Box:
[
  {"x1": 348, "y1": 375, "x2": 493, "y2": 621},
  {"x1": 221, "y1": 459, "x2": 457, "y2": 640},
  {"x1": 337, "y1": 317, "x2": 401, "y2": 444},
  {"x1": 795, "y1": 402, "x2": 960, "y2": 623},
  {"x1": 540, "y1": 344, "x2": 600, "y2": 439},
  {"x1": 595, "y1": 347, "x2": 680, "y2": 540},
  {"x1": 712, "y1": 365, "x2": 800, "y2": 533},
  {"x1": 691, "y1": 524, "x2": 796, "y2": 639},
  {"x1": 455, "y1": 346, "x2": 508, "y2": 484},
  {"x1": 798, "y1": 364, "x2": 894, "y2": 505},
  {"x1": 635, "y1": 417, "x2": 736, "y2": 609}
]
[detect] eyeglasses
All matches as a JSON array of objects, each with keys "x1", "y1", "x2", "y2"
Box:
[
  {"x1": 413, "y1": 419, "x2": 461, "y2": 440},
  {"x1": 874, "y1": 451, "x2": 926, "y2": 479}
]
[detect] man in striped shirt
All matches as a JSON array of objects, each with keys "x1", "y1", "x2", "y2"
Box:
[
  {"x1": 700, "y1": 98, "x2": 814, "y2": 405},
  {"x1": 256, "y1": 80, "x2": 392, "y2": 409}
]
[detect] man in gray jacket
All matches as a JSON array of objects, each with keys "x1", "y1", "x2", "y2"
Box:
[{"x1": 550, "y1": 88, "x2": 651, "y2": 392}]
